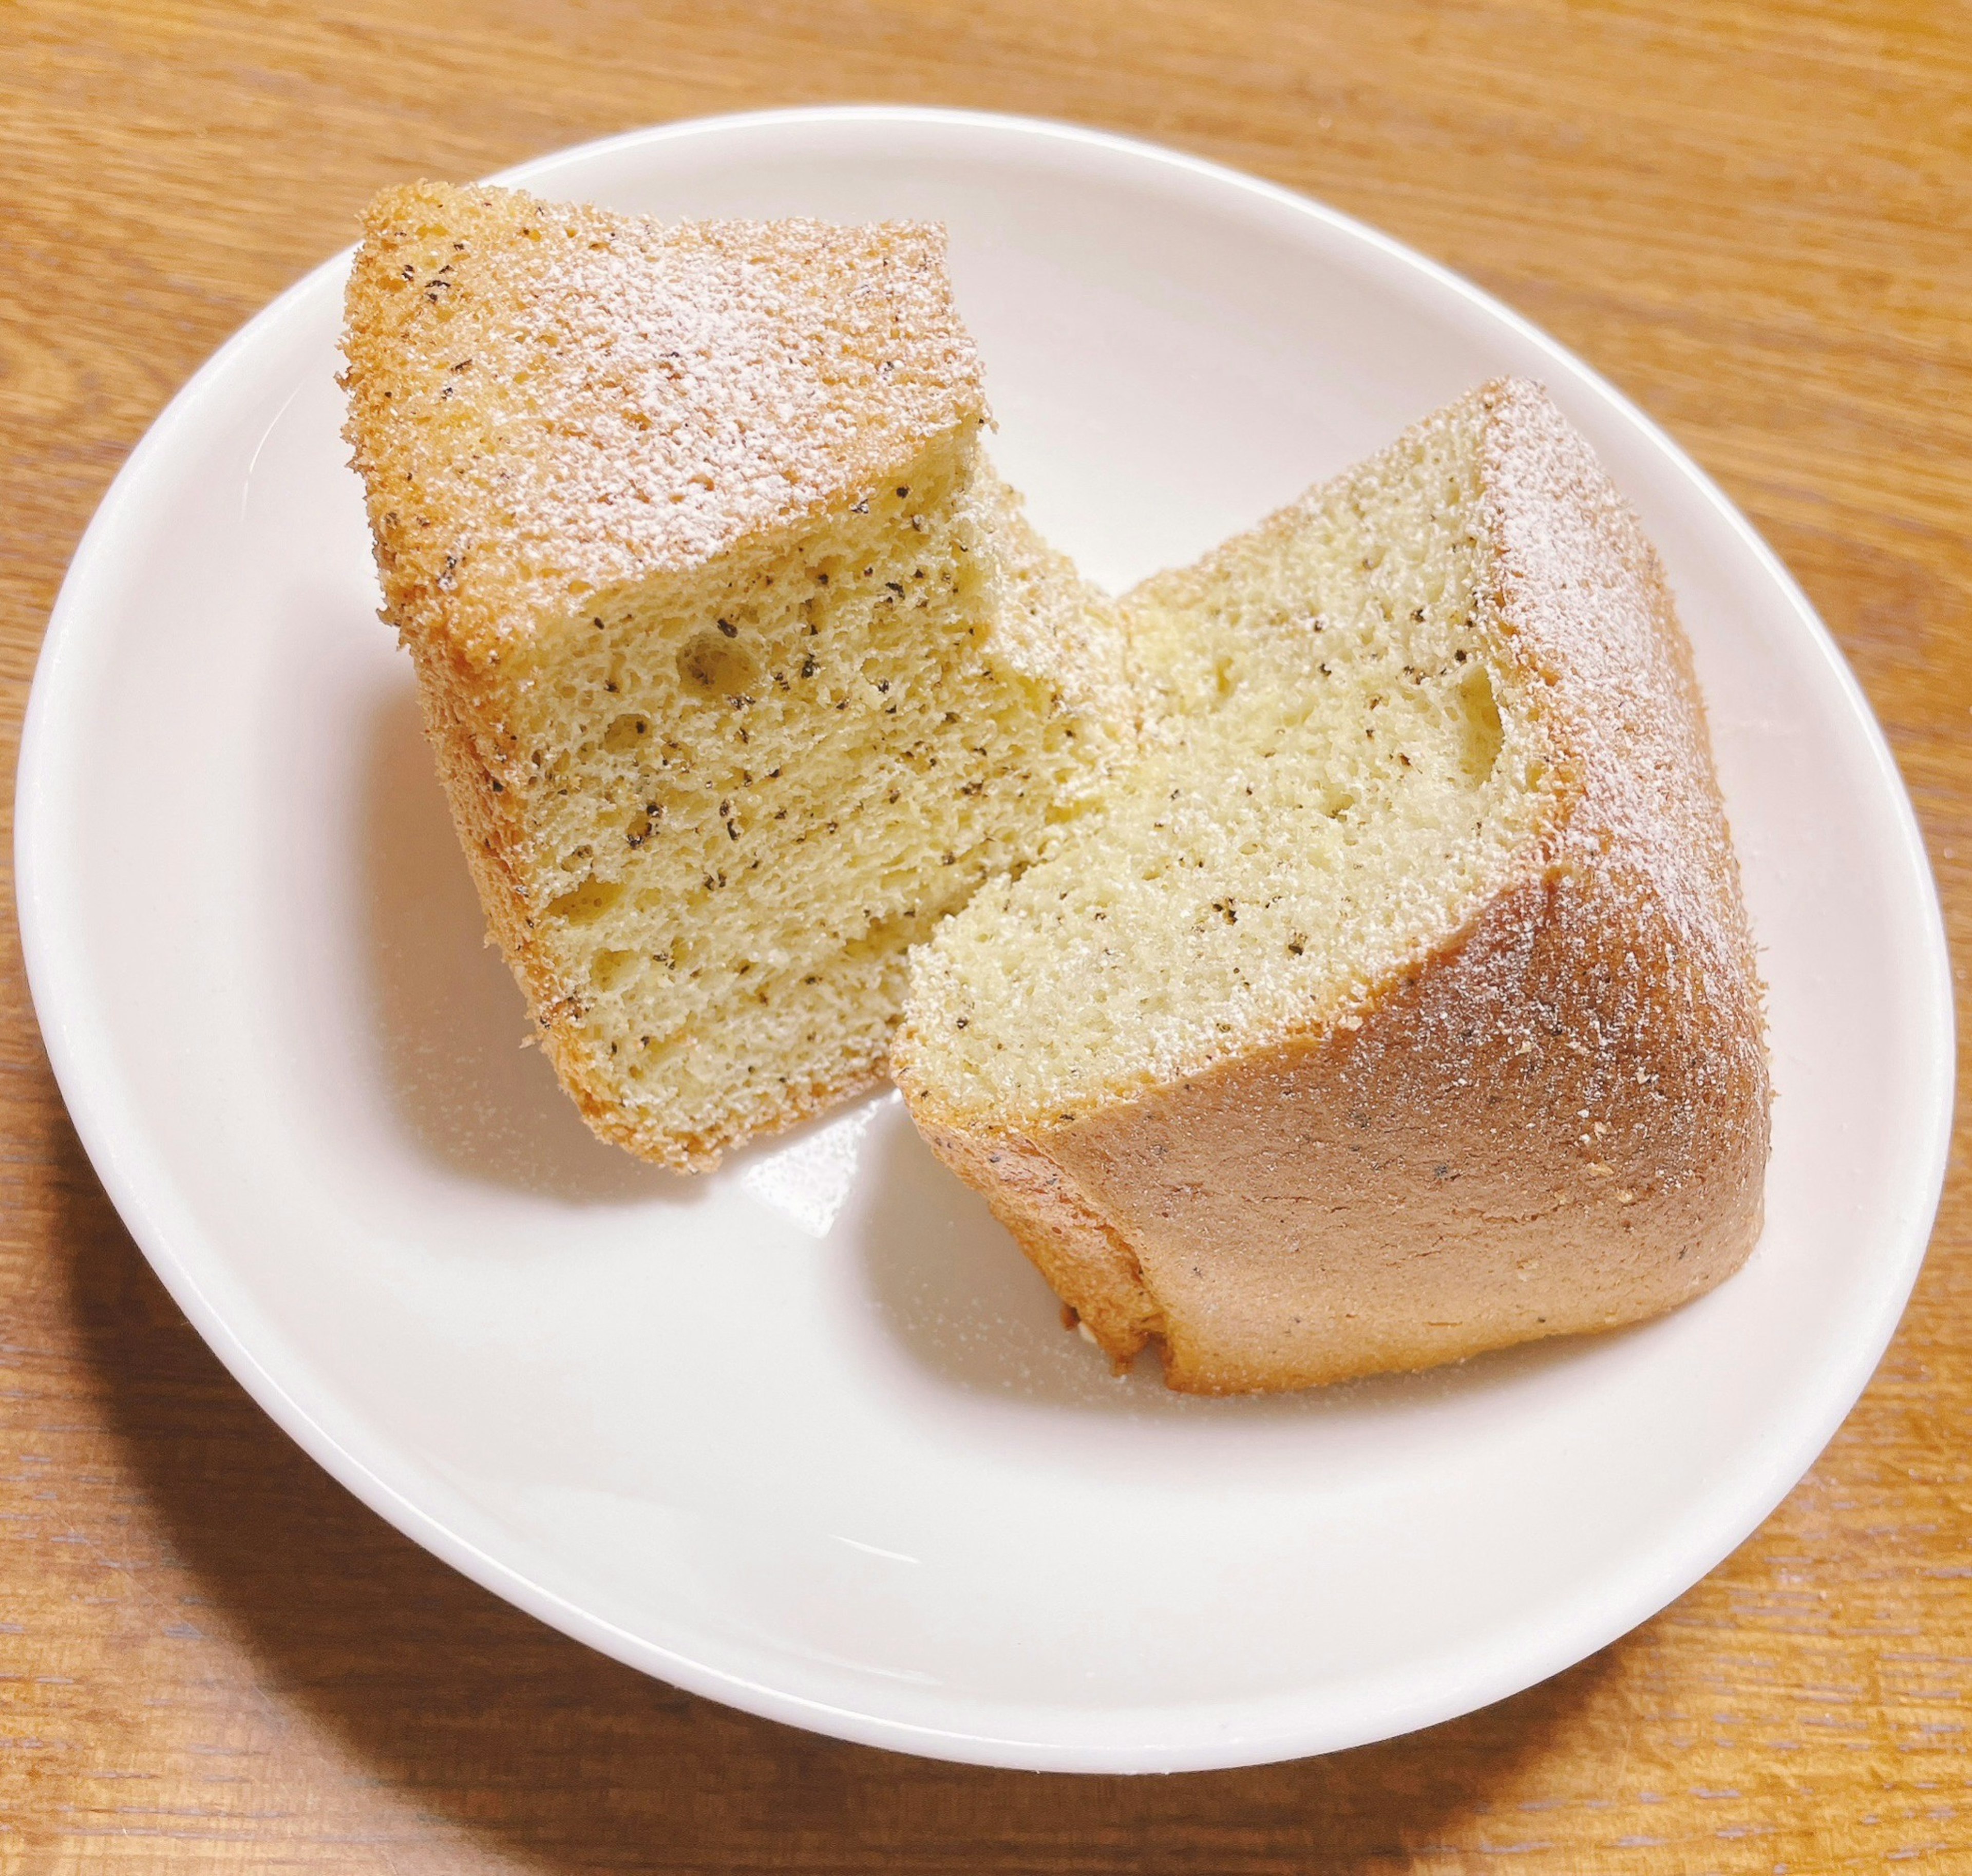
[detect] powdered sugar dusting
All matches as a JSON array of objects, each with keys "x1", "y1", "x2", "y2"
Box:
[
  {"x1": 1237, "y1": 378, "x2": 1771, "y2": 1213},
  {"x1": 344, "y1": 183, "x2": 984, "y2": 652},
  {"x1": 1469, "y1": 378, "x2": 1768, "y2": 1180}
]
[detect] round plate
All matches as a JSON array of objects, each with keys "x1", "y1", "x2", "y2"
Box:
[{"x1": 16, "y1": 107, "x2": 1952, "y2": 1772}]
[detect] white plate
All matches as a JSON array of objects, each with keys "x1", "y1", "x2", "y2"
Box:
[{"x1": 16, "y1": 107, "x2": 1952, "y2": 1773}]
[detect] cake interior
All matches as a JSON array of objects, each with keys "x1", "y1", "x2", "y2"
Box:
[
  {"x1": 898, "y1": 399, "x2": 1561, "y2": 1129},
  {"x1": 496, "y1": 433, "x2": 1110, "y2": 1158}
]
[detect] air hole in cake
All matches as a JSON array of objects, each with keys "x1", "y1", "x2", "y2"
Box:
[
  {"x1": 601, "y1": 714, "x2": 651, "y2": 754},
  {"x1": 1457, "y1": 667, "x2": 1504, "y2": 785},
  {"x1": 675, "y1": 630, "x2": 760, "y2": 701},
  {"x1": 545, "y1": 878, "x2": 624, "y2": 925},
  {"x1": 591, "y1": 948, "x2": 637, "y2": 991}
]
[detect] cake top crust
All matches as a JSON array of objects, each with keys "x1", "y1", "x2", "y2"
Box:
[{"x1": 342, "y1": 182, "x2": 987, "y2": 664}]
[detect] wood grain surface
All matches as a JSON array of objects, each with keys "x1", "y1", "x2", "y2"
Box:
[{"x1": 4, "y1": 0, "x2": 1969, "y2": 1868}]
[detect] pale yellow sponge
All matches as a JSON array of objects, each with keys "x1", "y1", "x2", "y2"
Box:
[
  {"x1": 342, "y1": 182, "x2": 1130, "y2": 1169},
  {"x1": 893, "y1": 380, "x2": 1769, "y2": 1393}
]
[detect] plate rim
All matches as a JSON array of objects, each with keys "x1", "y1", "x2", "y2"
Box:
[{"x1": 13, "y1": 103, "x2": 1956, "y2": 1773}]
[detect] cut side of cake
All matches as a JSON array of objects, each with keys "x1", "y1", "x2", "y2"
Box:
[
  {"x1": 343, "y1": 183, "x2": 1132, "y2": 1170},
  {"x1": 892, "y1": 379, "x2": 1771, "y2": 1394}
]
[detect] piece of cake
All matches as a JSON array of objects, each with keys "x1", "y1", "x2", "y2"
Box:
[
  {"x1": 891, "y1": 378, "x2": 1771, "y2": 1394},
  {"x1": 342, "y1": 182, "x2": 1132, "y2": 1170}
]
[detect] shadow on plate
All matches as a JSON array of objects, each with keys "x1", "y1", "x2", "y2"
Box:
[
  {"x1": 359, "y1": 682, "x2": 693, "y2": 1206},
  {"x1": 853, "y1": 1103, "x2": 1628, "y2": 1420},
  {"x1": 53, "y1": 1114, "x2": 1621, "y2": 1866}
]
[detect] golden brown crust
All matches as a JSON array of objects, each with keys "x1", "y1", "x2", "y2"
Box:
[
  {"x1": 1036, "y1": 857, "x2": 1767, "y2": 1393},
  {"x1": 897, "y1": 379, "x2": 1771, "y2": 1393},
  {"x1": 907, "y1": 1110, "x2": 1167, "y2": 1363}
]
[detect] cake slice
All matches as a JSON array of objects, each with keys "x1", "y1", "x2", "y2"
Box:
[
  {"x1": 342, "y1": 183, "x2": 1132, "y2": 1170},
  {"x1": 892, "y1": 379, "x2": 1770, "y2": 1393}
]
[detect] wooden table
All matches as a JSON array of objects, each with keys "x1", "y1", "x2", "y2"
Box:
[{"x1": 4, "y1": 1, "x2": 1967, "y2": 1867}]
